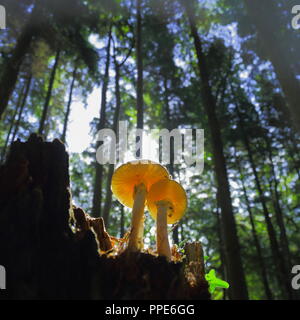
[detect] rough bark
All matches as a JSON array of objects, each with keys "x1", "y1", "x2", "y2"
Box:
[
  {"x1": 181, "y1": 0, "x2": 248, "y2": 300},
  {"x1": 0, "y1": 134, "x2": 210, "y2": 300}
]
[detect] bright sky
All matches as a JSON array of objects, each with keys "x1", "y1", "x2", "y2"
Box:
[
  {"x1": 65, "y1": 35, "x2": 106, "y2": 153},
  {"x1": 66, "y1": 88, "x2": 100, "y2": 153},
  {"x1": 65, "y1": 22, "x2": 240, "y2": 154}
]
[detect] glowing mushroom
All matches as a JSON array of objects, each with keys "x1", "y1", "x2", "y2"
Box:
[
  {"x1": 147, "y1": 179, "x2": 187, "y2": 261},
  {"x1": 111, "y1": 160, "x2": 169, "y2": 252}
]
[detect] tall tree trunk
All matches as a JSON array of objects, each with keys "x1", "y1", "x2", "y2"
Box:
[
  {"x1": 102, "y1": 59, "x2": 121, "y2": 225},
  {"x1": 181, "y1": 0, "x2": 248, "y2": 300},
  {"x1": 101, "y1": 35, "x2": 134, "y2": 224},
  {"x1": 102, "y1": 164, "x2": 114, "y2": 225},
  {"x1": 136, "y1": 0, "x2": 144, "y2": 131},
  {"x1": 136, "y1": 0, "x2": 144, "y2": 159},
  {"x1": 91, "y1": 27, "x2": 112, "y2": 218},
  {"x1": 162, "y1": 77, "x2": 178, "y2": 244},
  {"x1": 120, "y1": 205, "x2": 125, "y2": 238},
  {"x1": 1, "y1": 82, "x2": 26, "y2": 162},
  {"x1": 0, "y1": 25, "x2": 34, "y2": 119},
  {"x1": 244, "y1": 0, "x2": 300, "y2": 132},
  {"x1": 234, "y1": 103, "x2": 292, "y2": 299},
  {"x1": 266, "y1": 140, "x2": 292, "y2": 273},
  {"x1": 102, "y1": 39, "x2": 132, "y2": 225},
  {"x1": 61, "y1": 66, "x2": 77, "y2": 143},
  {"x1": 288, "y1": 147, "x2": 300, "y2": 181},
  {"x1": 215, "y1": 207, "x2": 228, "y2": 300},
  {"x1": 235, "y1": 152, "x2": 273, "y2": 300},
  {"x1": 10, "y1": 74, "x2": 32, "y2": 144},
  {"x1": 178, "y1": 224, "x2": 183, "y2": 244},
  {"x1": 38, "y1": 50, "x2": 61, "y2": 136}
]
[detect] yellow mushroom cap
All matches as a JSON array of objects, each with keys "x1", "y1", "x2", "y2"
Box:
[
  {"x1": 111, "y1": 160, "x2": 170, "y2": 208},
  {"x1": 147, "y1": 179, "x2": 187, "y2": 224}
]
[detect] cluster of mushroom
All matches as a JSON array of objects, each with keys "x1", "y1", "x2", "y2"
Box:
[{"x1": 111, "y1": 160, "x2": 187, "y2": 261}]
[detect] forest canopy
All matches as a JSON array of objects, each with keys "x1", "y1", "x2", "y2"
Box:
[{"x1": 0, "y1": 0, "x2": 300, "y2": 300}]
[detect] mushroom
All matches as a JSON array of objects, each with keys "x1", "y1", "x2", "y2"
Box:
[
  {"x1": 147, "y1": 179, "x2": 187, "y2": 261},
  {"x1": 111, "y1": 160, "x2": 169, "y2": 252}
]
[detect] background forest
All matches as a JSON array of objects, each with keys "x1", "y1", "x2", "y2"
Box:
[{"x1": 0, "y1": 0, "x2": 300, "y2": 300}]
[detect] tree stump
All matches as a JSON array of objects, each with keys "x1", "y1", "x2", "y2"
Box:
[{"x1": 0, "y1": 134, "x2": 210, "y2": 300}]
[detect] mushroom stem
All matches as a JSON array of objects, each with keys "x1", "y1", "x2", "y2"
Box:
[
  {"x1": 156, "y1": 200, "x2": 172, "y2": 261},
  {"x1": 128, "y1": 183, "x2": 147, "y2": 251}
]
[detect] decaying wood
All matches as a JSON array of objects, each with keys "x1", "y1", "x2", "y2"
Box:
[
  {"x1": 184, "y1": 242, "x2": 206, "y2": 287},
  {"x1": 73, "y1": 208, "x2": 113, "y2": 252},
  {"x1": 89, "y1": 217, "x2": 113, "y2": 252},
  {"x1": 0, "y1": 134, "x2": 210, "y2": 300}
]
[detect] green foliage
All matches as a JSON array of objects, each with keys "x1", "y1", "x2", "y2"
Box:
[{"x1": 205, "y1": 269, "x2": 230, "y2": 294}]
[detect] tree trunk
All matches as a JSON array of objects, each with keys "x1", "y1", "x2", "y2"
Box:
[
  {"x1": 244, "y1": 0, "x2": 300, "y2": 132},
  {"x1": 215, "y1": 207, "x2": 228, "y2": 300},
  {"x1": 0, "y1": 135, "x2": 210, "y2": 300},
  {"x1": 1, "y1": 82, "x2": 26, "y2": 162},
  {"x1": 38, "y1": 50, "x2": 61, "y2": 136},
  {"x1": 136, "y1": 0, "x2": 144, "y2": 131},
  {"x1": 10, "y1": 74, "x2": 32, "y2": 144},
  {"x1": 91, "y1": 27, "x2": 112, "y2": 218},
  {"x1": 135, "y1": 0, "x2": 144, "y2": 159},
  {"x1": 61, "y1": 66, "x2": 77, "y2": 143},
  {"x1": 234, "y1": 103, "x2": 292, "y2": 299},
  {"x1": 0, "y1": 26, "x2": 34, "y2": 119},
  {"x1": 120, "y1": 205, "x2": 125, "y2": 238},
  {"x1": 181, "y1": 0, "x2": 248, "y2": 300},
  {"x1": 288, "y1": 146, "x2": 300, "y2": 181},
  {"x1": 102, "y1": 58, "x2": 122, "y2": 225},
  {"x1": 162, "y1": 77, "x2": 179, "y2": 244},
  {"x1": 265, "y1": 139, "x2": 293, "y2": 280},
  {"x1": 235, "y1": 152, "x2": 273, "y2": 300},
  {"x1": 102, "y1": 164, "x2": 114, "y2": 226}
]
